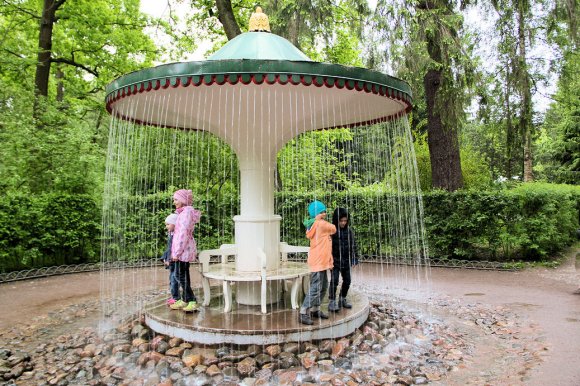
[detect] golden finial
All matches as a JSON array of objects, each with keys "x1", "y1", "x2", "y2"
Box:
[{"x1": 249, "y1": 6, "x2": 270, "y2": 32}]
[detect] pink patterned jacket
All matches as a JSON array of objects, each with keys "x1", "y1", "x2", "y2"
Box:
[{"x1": 171, "y1": 206, "x2": 201, "y2": 262}]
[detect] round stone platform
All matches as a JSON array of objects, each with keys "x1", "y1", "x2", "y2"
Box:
[{"x1": 144, "y1": 288, "x2": 370, "y2": 345}]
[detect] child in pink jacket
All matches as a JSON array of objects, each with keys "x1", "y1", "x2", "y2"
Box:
[{"x1": 169, "y1": 189, "x2": 202, "y2": 312}]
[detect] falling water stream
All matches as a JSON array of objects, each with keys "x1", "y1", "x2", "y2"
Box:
[{"x1": 100, "y1": 85, "x2": 429, "y2": 328}]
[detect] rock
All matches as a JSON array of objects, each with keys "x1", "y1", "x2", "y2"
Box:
[
  {"x1": 155, "y1": 341, "x2": 169, "y2": 355},
  {"x1": 137, "y1": 351, "x2": 164, "y2": 366},
  {"x1": 132, "y1": 338, "x2": 148, "y2": 347},
  {"x1": 331, "y1": 339, "x2": 349, "y2": 359},
  {"x1": 221, "y1": 350, "x2": 249, "y2": 362},
  {"x1": 303, "y1": 342, "x2": 318, "y2": 352},
  {"x1": 216, "y1": 346, "x2": 231, "y2": 358},
  {"x1": 203, "y1": 357, "x2": 219, "y2": 366},
  {"x1": 206, "y1": 364, "x2": 221, "y2": 377},
  {"x1": 255, "y1": 354, "x2": 273, "y2": 367},
  {"x1": 282, "y1": 343, "x2": 300, "y2": 354},
  {"x1": 278, "y1": 352, "x2": 299, "y2": 369},
  {"x1": 237, "y1": 357, "x2": 257, "y2": 377},
  {"x1": 223, "y1": 366, "x2": 240, "y2": 380},
  {"x1": 334, "y1": 357, "x2": 352, "y2": 370},
  {"x1": 193, "y1": 365, "x2": 207, "y2": 374},
  {"x1": 165, "y1": 347, "x2": 186, "y2": 357},
  {"x1": 182, "y1": 354, "x2": 202, "y2": 368},
  {"x1": 246, "y1": 345, "x2": 262, "y2": 356},
  {"x1": 131, "y1": 325, "x2": 149, "y2": 339},
  {"x1": 319, "y1": 340, "x2": 336, "y2": 354},
  {"x1": 7, "y1": 363, "x2": 25, "y2": 379},
  {"x1": 112, "y1": 344, "x2": 132, "y2": 354},
  {"x1": 265, "y1": 345, "x2": 281, "y2": 357},
  {"x1": 241, "y1": 376, "x2": 257, "y2": 386},
  {"x1": 275, "y1": 369, "x2": 299, "y2": 384},
  {"x1": 254, "y1": 367, "x2": 273, "y2": 380},
  {"x1": 150, "y1": 335, "x2": 166, "y2": 350},
  {"x1": 299, "y1": 352, "x2": 317, "y2": 369},
  {"x1": 168, "y1": 338, "x2": 183, "y2": 348}
]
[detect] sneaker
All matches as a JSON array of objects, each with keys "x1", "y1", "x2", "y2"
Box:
[
  {"x1": 299, "y1": 313, "x2": 314, "y2": 325},
  {"x1": 328, "y1": 300, "x2": 340, "y2": 313},
  {"x1": 182, "y1": 301, "x2": 199, "y2": 312},
  {"x1": 340, "y1": 297, "x2": 352, "y2": 309},
  {"x1": 311, "y1": 310, "x2": 329, "y2": 319},
  {"x1": 166, "y1": 298, "x2": 176, "y2": 306},
  {"x1": 169, "y1": 299, "x2": 186, "y2": 310}
]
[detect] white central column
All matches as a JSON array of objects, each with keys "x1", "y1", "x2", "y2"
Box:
[{"x1": 234, "y1": 152, "x2": 282, "y2": 305}]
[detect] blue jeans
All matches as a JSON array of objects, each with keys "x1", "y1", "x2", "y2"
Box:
[
  {"x1": 168, "y1": 262, "x2": 179, "y2": 300},
  {"x1": 301, "y1": 270, "x2": 328, "y2": 312},
  {"x1": 174, "y1": 261, "x2": 196, "y2": 303}
]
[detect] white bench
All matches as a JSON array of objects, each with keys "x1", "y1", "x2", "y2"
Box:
[{"x1": 198, "y1": 243, "x2": 310, "y2": 314}]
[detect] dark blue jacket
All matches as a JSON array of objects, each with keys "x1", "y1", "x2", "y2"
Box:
[
  {"x1": 331, "y1": 208, "x2": 359, "y2": 269},
  {"x1": 160, "y1": 233, "x2": 174, "y2": 268}
]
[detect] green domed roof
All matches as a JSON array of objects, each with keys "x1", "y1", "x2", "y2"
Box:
[{"x1": 207, "y1": 32, "x2": 312, "y2": 62}]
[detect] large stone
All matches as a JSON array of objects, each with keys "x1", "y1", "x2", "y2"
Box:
[
  {"x1": 264, "y1": 345, "x2": 281, "y2": 357},
  {"x1": 237, "y1": 357, "x2": 257, "y2": 377},
  {"x1": 182, "y1": 354, "x2": 203, "y2": 368},
  {"x1": 255, "y1": 354, "x2": 273, "y2": 367},
  {"x1": 278, "y1": 352, "x2": 299, "y2": 369},
  {"x1": 150, "y1": 335, "x2": 166, "y2": 350},
  {"x1": 319, "y1": 340, "x2": 336, "y2": 354},
  {"x1": 223, "y1": 366, "x2": 240, "y2": 381},
  {"x1": 246, "y1": 345, "x2": 262, "y2": 357},
  {"x1": 282, "y1": 343, "x2": 300, "y2": 355},
  {"x1": 168, "y1": 338, "x2": 183, "y2": 348},
  {"x1": 206, "y1": 364, "x2": 221, "y2": 377},
  {"x1": 165, "y1": 347, "x2": 186, "y2": 357}
]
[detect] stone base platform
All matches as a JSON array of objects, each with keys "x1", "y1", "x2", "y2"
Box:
[{"x1": 144, "y1": 288, "x2": 370, "y2": 345}]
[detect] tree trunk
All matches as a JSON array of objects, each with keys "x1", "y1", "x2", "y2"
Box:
[
  {"x1": 516, "y1": 0, "x2": 534, "y2": 182},
  {"x1": 505, "y1": 75, "x2": 515, "y2": 178},
  {"x1": 216, "y1": 0, "x2": 241, "y2": 40},
  {"x1": 424, "y1": 69, "x2": 464, "y2": 191},
  {"x1": 33, "y1": 0, "x2": 65, "y2": 118}
]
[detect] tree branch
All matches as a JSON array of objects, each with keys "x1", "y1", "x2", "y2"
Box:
[{"x1": 50, "y1": 57, "x2": 99, "y2": 76}]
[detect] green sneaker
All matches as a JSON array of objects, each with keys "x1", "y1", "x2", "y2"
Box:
[
  {"x1": 183, "y1": 301, "x2": 199, "y2": 312},
  {"x1": 169, "y1": 299, "x2": 186, "y2": 310}
]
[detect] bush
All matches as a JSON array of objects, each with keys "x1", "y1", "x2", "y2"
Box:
[
  {"x1": 423, "y1": 183, "x2": 580, "y2": 260},
  {"x1": 0, "y1": 193, "x2": 101, "y2": 272}
]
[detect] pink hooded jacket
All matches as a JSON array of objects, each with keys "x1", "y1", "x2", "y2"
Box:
[{"x1": 171, "y1": 206, "x2": 201, "y2": 262}]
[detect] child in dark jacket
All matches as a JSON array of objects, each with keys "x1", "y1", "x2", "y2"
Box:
[
  {"x1": 161, "y1": 213, "x2": 179, "y2": 306},
  {"x1": 328, "y1": 207, "x2": 359, "y2": 312}
]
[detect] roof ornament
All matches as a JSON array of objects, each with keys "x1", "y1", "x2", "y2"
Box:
[{"x1": 249, "y1": 6, "x2": 270, "y2": 32}]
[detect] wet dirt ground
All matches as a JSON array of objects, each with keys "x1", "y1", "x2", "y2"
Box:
[{"x1": 1, "y1": 245, "x2": 578, "y2": 385}]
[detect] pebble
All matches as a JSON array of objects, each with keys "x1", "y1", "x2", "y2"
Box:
[{"x1": 1, "y1": 291, "x2": 542, "y2": 386}]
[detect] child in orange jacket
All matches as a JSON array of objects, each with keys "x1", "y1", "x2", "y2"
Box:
[{"x1": 299, "y1": 200, "x2": 336, "y2": 325}]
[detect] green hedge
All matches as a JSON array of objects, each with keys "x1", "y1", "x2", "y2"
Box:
[
  {"x1": 0, "y1": 193, "x2": 101, "y2": 272},
  {"x1": 1, "y1": 184, "x2": 578, "y2": 272},
  {"x1": 278, "y1": 184, "x2": 580, "y2": 261},
  {"x1": 423, "y1": 183, "x2": 580, "y2": 260}
]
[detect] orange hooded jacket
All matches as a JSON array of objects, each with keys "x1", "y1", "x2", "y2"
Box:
[{"x1": 306, "y1": 218, "x2": 337, "y2": 272}]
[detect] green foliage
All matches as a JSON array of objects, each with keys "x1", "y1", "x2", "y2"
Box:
[
  {"x1": 535, "y1": 51, "x2": 579, "y2": 184},
  {"x1": 0, "y1": 193, "x2": 100, "y2": 272},
  {"x1": 423, "y1": 183, "x2": 580, "y2": 260}
]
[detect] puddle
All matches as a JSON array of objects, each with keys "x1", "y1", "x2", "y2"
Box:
[{"x1": 464, "y1": 293, "x2": 485, "y2": 296}]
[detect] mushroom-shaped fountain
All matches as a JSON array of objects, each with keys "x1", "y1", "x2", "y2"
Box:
[{"x1": 103, "y1": 8, "x2": 414, "y2": 344}]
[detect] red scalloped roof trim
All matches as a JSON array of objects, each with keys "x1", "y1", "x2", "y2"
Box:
[{"x1": 105, "y1": 73, "x2": 412, "y2": 129}]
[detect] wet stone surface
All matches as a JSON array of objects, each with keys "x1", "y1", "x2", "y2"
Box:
[{"x1": 0, "y1": 286, "x2": 547, "y2": 386}]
